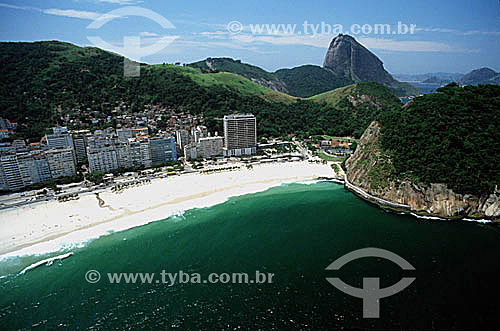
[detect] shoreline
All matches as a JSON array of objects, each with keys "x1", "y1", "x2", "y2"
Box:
[
  {"x1": 344, "y1": 175, "x2": 497, "y2": 224},
  {"x1": 0, "y1": 162, "x2": 336, "y2": 258}
]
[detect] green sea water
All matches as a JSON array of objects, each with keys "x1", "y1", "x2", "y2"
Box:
[{"x1": 1, "y1": 182, "x2": 500, "y2": 329}]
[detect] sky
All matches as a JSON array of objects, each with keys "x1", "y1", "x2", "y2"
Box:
[{"x1": 1, "y1": 0, "x2": 500, "y2": 74}]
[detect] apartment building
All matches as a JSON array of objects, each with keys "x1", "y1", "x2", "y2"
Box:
[
  {"x1": 45, "y1": 148, "x2": 77, "y2": 179},
  {"x1": 223, "y1": 114, "x2": 257, "y2": 156},
  {"x1": 175, "y1": 129, "x2": 190, "y2": 151},
  {"x1": 150, "y1": 138, "x2": 177, "y2": 165}
]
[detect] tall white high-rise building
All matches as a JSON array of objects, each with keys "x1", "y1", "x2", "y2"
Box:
[
  {"x1": 45, "y1": 127, "x2": 74, "y2": 149},
  {"x1": 87, "y1": 143, "x2": 119, "y2": 173},
  {"x1": 0, "y1": 153, "x2": 53, "y2": 192},
  {"x1": 127, "y1": 138, "x2": 152, "y2": 168},
  {"x1": 45, "y1": 148, "x2": 77, "y2": 179},
  {"x1": 33, "y1": 154, "x2": 52, "y2": 183},
  {"x1": 223, "y1": 114, "x2": 257, "y2": 156},
  {"x1": 150, "y1": 138, "x2": 177, "y2": 165},
  {"x1": 139, "y1": 139, "x2": 152, "y2": 168},
  {"x1": 175, "y1": 129, "x2": 190, "y2": 151},
  {"x1": 71, "y1": 130, "x2": 90, "y2": 164},
  {"x1": 16, "y1": 152, "x2": 39, "y2": 187},
  {"x1": 115, "y1": 142, "x2": 132, "y2": 169},
  {"x1": 45, "y1": 127, "x2": 76, "y2": 165},
  {"x1": 0, "y1": 155, "x2": 23, "y2": 191}
]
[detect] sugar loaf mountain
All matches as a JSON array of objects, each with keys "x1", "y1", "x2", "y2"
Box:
[
  {"x1": 189, "y1": 34, "x2": 420, "y2": 98},
  {"x1": 0, "y1": 35, "x2": 498, "y2": 220}
]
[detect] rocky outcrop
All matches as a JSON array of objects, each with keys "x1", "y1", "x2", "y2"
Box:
[
  {"x1": 189, "y1": 58, "x2": 289, "y2": 94},
  {"x1": 250, "y1": 77, "x2": 288, "y2": 94},
  {"x1": 324, "y1": 34, "x2": 394, "y2": 85},
  {"x1": 345, "y1": 121, "x2": 500, "y2": 221},
  {"x1": 323, "y1": 34, "x2": 420, "y2": 96}
]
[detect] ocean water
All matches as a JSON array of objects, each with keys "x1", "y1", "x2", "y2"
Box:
[
  {"x1": 1, "y1": 182, "x2": 500, "y2": 329},
  {"x1": 408, "y1": 82, "x2": 443, "y2": 94}
]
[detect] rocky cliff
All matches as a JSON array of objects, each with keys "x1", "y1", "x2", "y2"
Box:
[
  {"x1": 323, "y1": 34, "x2": 420, "y2": 96},
  {"x1": 345, "y1": 121, "x2": 500, "y2": 221}
]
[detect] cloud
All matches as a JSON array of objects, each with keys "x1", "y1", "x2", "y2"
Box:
[
  {"x1": 198, "y1": 31, "x2": 231, "y2": 40},
  {"x1": 140, "y1": 32, "x2": 160, "y2": 37},
  {"x1": 463, "y1": 30, "x2": 500, "y2": 36},
  {"x1": 199, "y1": 31, "x2": 229, "y2": 36},
  {"x1": 227, "y1": 33, "x2": 468, "y2": 53},
  {"x1": 415, "y1": 26, "x2": 500, "y2": 36},
  {"x1": 43, "y1": 8, "x2": 103, "y2": 20},
  {"x1": 230, "y1": 34, "x2": 331, "y2": 48},
  {"x1": 93, "y1": 0, "x2": 143, "y2": 4},
  {"x1": 148, "y1": 38, "x2": 278, "y2": 56},
  {"x1": 0, "y1": 2, "x2": 106, "y2": 20},
  {"x1": 0, "y1": 3, "x2": 34, "y2": 10},
  {"x1": 415, "y1": 27, "x2": 457, "y2": 33},
  {"x1": 358, "y1": 37, "x2": 472, "y2": 53}
]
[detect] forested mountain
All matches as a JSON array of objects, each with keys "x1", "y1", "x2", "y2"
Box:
[
  {"x1": 378, "y1": 83, "x2": 500, "y2": 196},
  {"x1": 188, "y1": 58, "x2": 353, "y2": 98},
  {"x1": 458, "y1": 67, "x2": 500, "y2": 86},
  {"x1": 187, "y1": 57, "x2": 289, "y2": 93},
  {"x1": 0, "y1": 41, "x2": 401, "y2": 141},
  {"x1": 274, "y1": 65, "x2": 353, "y2": 98},
  {"x1": 344, "y1": 83, "x2": 500, "y2": 220}
]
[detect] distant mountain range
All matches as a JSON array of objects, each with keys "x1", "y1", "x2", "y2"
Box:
[
  {"x1": 189, "y1": 34, "x2": 420, "y2": 98},
  {"x1": 421, "y1": 77, "x2": 453, "y2": 85},
  {"x1": 393, "y1": 72, "x2": 464, "y2": 83},
  {"x1": 395, "y1": 68, "x2": 500, "y2": 86}
]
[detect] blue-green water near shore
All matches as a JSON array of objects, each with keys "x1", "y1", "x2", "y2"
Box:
[{"x1": 1, "y1": 182, "x2": 500, "y2": 329}]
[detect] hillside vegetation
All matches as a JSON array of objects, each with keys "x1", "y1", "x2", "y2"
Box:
[
  {"x1": 275, "y1": 65, "x2": 353, "y2": 97},
  {"x1": 0, "y1": 41, "x2": 400, "y2": 141},
  {"x1": 379, "y1": 83, "x2": 500, "y2": 195},
  {"x1": 188, "y1": 58, "x2": 352, "y2": 97}
]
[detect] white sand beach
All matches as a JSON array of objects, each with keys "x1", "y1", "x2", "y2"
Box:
[{"x1": 0, "y1": 162, "x2": 335, "y2": 257}]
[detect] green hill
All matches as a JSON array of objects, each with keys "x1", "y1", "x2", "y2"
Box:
[
  {"x1": 274, "y1": 65, "x2": 353, "y2": 98},
  {"x1": 187, "y1": 57, "x2": 288, "y2": 92},
  {"x1": 0, "y1": 41, "x2": 400, "y2": 140},
  {"x1": 458, "y1": 67, "x2": 500, "y2": 86},
  {"x1": 379, "y1": 83, "x2": 500, "y2": 196},
  {"x1": 188, "y1": 58, "x2": 365, "y2": 98}
]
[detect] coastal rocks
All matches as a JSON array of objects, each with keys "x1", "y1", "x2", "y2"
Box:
[{"x1": 345, "y1": 121, "x2": 500, "y2": 221}]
